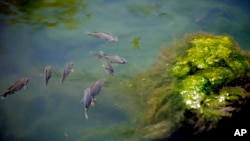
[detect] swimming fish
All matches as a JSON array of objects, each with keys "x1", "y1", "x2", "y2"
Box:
[
  {"x1": 101, "y1": 60, "x2": 114, "y2": 76},
  {"x1": 44, "y1": 65, "x2": 52, "y2": 86},
  {"x1": 1, "y1": 77, "x2": 29, "y2": 99},
  {"x1": 195, "y1": 8, "x2": 232, "y2": 24},
  {"x1": 61, "y1": 62, "x2": 74, "y2": 84},
  {"x1": 80, "y1": 87, "x2": 92, "y2": 119},
  {"x1": 95, "y1": 51, "x2": 128, "y2": 64},
  {"x1": 90, "y1": 79, "x2": 104, "y2": 106},
  {"x1": 86, "y1": 32, "x2": 118, "y2": 42}
]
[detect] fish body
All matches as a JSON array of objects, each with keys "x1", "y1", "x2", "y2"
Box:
[
  {"x1": 44, "y1": 66, "x2": 52, "y2": 86},
  {"x1": 86, "y1": 32, "x2": 118, "y2": 42},
  {"x1": 102, "y1": 60, "x2": 114, "y2": 76},
  {"x1": 1, "y1": 77, "x2": 29, "y2": 99},
  {"x1": 61, "y1": 62, "x2": 73, "y2": 84},
  {"x1": 95, "y1": 51, "x2": 128, "y2": 64},
  {"x1": 90, "y1": 79, "x2": 104, "y2": 104},
  {"x1": 80, "y1": 87, "x2": 92, "y2": 119},
  {"x1": 80, "y1": 80, "x2": 104, "y2": 119}
]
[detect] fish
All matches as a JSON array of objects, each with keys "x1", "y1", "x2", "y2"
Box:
[
  {"x1": 85, "y1": 32, "x2": 118, "y2": 42},
  {"x1": 195, "y1": 8, "x2": 232, "y2": 24},
  {"x1": 90, "y1": 79, "x2": 104, "y2": 106},
  {"x1": 101, "y1": 60, "x2": 114, "y2": 76},
  {"x1": 1, "y1": 77, "x2": 29, "y2": 99},
  {"x1": 61, "y1": 62, "x2": 74, "y2": 84},
  {"x1": 44, "y1": 65, "x2": 52, "y2": 86},
  {"x1": 80, "y1": 87, "x2": 92, "y2": 119},
  {"x1": 95, "y1": 51, "x2": 128, "y2": 64}
]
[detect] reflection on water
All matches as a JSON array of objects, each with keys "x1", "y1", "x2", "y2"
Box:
[{"x1": 0, "y1": 0, "x2": 250, "y2": 141}]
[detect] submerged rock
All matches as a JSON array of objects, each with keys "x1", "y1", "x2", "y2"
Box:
[{"x1": 128, "y1": 32, "x2": 250, "y2": 140}]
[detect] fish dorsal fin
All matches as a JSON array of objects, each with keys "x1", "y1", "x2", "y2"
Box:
[
  {"x1": 114, "y1": 55, "x2": 120, "y2": 59},
  {"x1": 99, "y1": 51, "x2": 104, "y2": 55}
]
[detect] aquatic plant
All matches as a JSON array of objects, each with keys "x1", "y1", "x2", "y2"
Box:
[
  {"x1": 131, "y1": 36, "x2": 141, "y2": 50},
  {"x1": 0, "y1": 0, "x2": 90, "y2": 28},
  {"x1": 128, "y1": 32, "x2": 250, "y2": 140}
]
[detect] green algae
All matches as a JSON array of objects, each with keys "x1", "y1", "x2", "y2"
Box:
[
  {"x1": 0, "y1": 0, "x2": 89, "y2": 29},
  {"x1": 127, "y1": 32, "x2": 250, "y2": 140},
  {"x1": 131, "y1": 36, "x2": 141, "y2": 50}
]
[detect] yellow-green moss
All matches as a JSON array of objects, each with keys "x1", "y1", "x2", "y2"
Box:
[{"x1": 128, "y1": 32, "x2": 250, "y2": 140}]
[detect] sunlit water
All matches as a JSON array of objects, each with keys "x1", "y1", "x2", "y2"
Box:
[{"x1": 0, "y1": 0, "x2": 250, "y2": 141}]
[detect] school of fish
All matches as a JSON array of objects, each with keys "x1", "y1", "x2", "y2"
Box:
[{"x1": 0, "y1": 31, "x2": 129, "y2": 120}]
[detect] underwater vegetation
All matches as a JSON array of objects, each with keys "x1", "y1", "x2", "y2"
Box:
[
  {"x1": 127, "y1": 32, "x2": 250, "y2": 140},
  {"x1": 0, "y1": 0, "x2": 90, "y2": 29},
  {"x1": 131, "y1": 36, "x2": 141, "y2": 50}
]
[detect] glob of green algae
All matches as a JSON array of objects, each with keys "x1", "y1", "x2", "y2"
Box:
[{"x1": 127, "y1": 32, "x2": 250, "y2": 140}]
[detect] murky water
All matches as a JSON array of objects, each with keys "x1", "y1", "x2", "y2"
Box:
[{"x1": 0, "y1": 0, "x2": 250, "y2": 141}]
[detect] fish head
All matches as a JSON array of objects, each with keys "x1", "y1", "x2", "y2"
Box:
[
  {"x1": 46, "y1": 66, "x2": 51, "y2": 70},
  {"x1": 98, "y1": 79, "x2": 105, "y2": 85},
  {"x1": 69, "y1": 62, "x2": 74, "y2": 68}
]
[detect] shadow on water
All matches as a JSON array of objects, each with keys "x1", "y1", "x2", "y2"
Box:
[{"x1": 0, "y1": 0, "x2": 91, "y2": 29}]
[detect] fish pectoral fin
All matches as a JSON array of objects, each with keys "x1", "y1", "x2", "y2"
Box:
[
  {"x1": 1, "y1": 95, "x2": 6, "y2": 100},
  {"x1": 80, "y1": 98, "x2": 84, "y2": 103},
  {"x1": 99, "y1": 51, "x2": 104, "y2": 55},
  {"x1": 84, "y1": 108, "x2": 89, "y2": 119}
]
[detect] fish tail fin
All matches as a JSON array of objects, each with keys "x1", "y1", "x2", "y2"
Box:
[
  {"x1": 80, "y1": 97, "x2": 84, "y2": 103},
  {"x1": 85, "y1": 108, "x2": 89, "y2": 119},
  {"x1": 1, "y1": 94, "x2": 6, "y2": 100},
  {"x1": 84, "y1": 31, "x2": 91, "y2": 35}
]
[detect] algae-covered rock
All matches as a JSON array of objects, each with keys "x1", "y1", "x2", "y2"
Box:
[{"x1": 129, "y1": 32, "x2": 250, "y2": 140}]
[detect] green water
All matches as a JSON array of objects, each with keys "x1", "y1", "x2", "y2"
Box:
[{"x1": 0, "y1": 0, "x2": 250, "y2": 141}]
